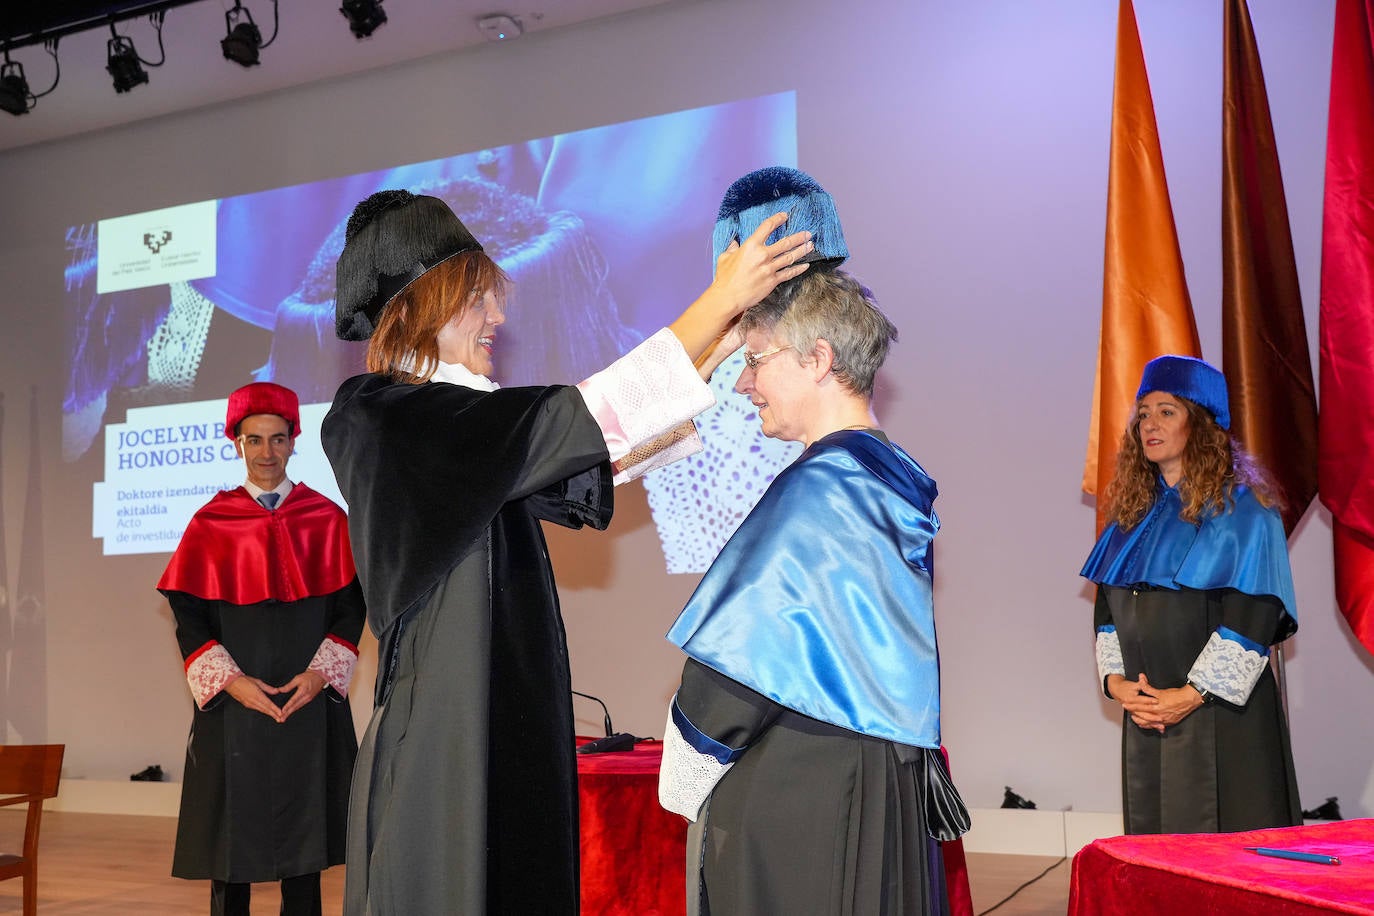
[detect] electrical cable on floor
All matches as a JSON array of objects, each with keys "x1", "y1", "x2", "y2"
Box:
[{"x1": 974, "y1": 855, "x2": 1068, "y2": 916}]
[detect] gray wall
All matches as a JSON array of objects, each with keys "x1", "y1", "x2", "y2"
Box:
[{"x1": 1, "y1": 0, "x2": 1368, "y2": 817}]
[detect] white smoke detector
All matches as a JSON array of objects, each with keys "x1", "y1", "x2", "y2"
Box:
[{"x1": 476, "y1": 14, "x2": 522, "y2": 41}]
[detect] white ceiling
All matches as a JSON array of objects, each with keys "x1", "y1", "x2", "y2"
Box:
[{"x1": 0, "y1": 0, "x2": 677, "y2": 154}]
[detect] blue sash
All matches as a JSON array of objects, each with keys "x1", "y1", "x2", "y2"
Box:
[
  {"x1": 1081, "y1": 482, "x2": 1297, "y2": 623},
  {"x1": 667, "y1": 430, "x2": 942, "y2": 748}
]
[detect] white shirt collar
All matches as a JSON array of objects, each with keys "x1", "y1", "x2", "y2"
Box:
[
  {"x1": 244, "y1": 479, "x2": 293, "y2": 502},
  {"x1": 408, "y1": 354, "x2": 500, "y2": 392}
]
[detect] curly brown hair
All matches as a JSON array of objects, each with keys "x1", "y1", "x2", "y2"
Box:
[
  {"x1": 1102, "y1": 394, "x2": 1282, "y2": 529},
  {"x1": 365, "y1": 251, "x2": 509, "y2": 383}
]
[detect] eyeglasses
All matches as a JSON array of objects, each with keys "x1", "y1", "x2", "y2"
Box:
[{"x1": 743, "y1": 344, "x2": 794, "y2": 371}]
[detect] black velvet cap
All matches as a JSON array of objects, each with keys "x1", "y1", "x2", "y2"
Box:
[{"x1": 334, "y1": 190, "x2": 484, "y2": 341}]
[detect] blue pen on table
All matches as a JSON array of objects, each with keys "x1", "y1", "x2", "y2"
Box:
[{"x1": 1244, "y1": 846, "x2": 1341, "y2": 866}]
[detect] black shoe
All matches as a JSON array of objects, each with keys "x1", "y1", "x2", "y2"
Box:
[
  {"x1": 130, "y1": 764, "x2": 164, "y2": 782},
  {"x1": 1301, "y1": 796, "x2": 1342, "y2": 820}
]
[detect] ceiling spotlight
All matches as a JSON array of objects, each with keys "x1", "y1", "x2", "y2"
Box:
[
  {"x1": 0, "y1": 57, "x2": 33, "y2": 116},
  {"x1": 476, "y1": 14, "x2": 522, "y2": 42},
  {"x1": 0, "y1": 41, "x2": 60, "y2": 116},
  {"x1": 105, "y1": 15, "x2": 165, "y2": 95},
  {"x1": 221, "y1": 3, "x2": 263, "y2": 67},
  {"x1": 340, "y1": 0, "x2": 387, "y2": 39},
  {"x1": 106, "y1": 35, "x2": 148, "y2": 93}
]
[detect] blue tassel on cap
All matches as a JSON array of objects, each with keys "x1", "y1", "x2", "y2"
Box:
[
  {"x1": 712, "y1": 167, "x2": 848, "y2": 273},
  {"x1": 1136, "y1": 355, "x2": 1231, "y2": 430}
]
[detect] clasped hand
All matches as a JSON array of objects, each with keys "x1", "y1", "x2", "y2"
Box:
[
  {"x1": 1107, "y1": 673, "x2": 1204, "y2": 733},
  {"x1": 224, "y1": 670, "x2": 328, "y2": 723}
]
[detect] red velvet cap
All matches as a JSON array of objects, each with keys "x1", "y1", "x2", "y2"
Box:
[{"x1": 225, "y1": 382, "x2": 300, "y2": 439}]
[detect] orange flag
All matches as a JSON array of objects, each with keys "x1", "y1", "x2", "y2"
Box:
[
  {"x1": 1220, "y1": 0, "x2": 1318, "y2": 538},
  {"x1": 1319, "y1": 0, "x2": 1374, "y2": 657},
  {"x1": 1085, "y1": 0, "x2": 1202, "y2": 534}
]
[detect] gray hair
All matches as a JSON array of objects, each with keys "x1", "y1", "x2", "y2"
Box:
[{"x1": 739, "y1": 269, "x2": 897, "y2": 397}]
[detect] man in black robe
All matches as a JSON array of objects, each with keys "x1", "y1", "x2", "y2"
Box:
[{"x1": 158, "y1": 382, "x2": 365, "y2": 916}]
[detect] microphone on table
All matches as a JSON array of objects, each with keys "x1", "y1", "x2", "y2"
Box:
[{"x1": 572, "y1": 690, "x2": 637, "y2": 754}]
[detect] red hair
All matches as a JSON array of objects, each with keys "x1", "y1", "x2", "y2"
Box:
[{"x1": 366, "y1": 252, "x2": 509, "y2": 383}]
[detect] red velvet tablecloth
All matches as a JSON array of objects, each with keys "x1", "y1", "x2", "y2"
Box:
[
  {"x1": 578, "y1": 739, "x2": 687, "y2": 916},
  {"x1": 576, "y1": 739, "x2": 973, "y2": 916},
  {"x1": 1068, "y1": 820, "x2": 1374, "y2": 916}
]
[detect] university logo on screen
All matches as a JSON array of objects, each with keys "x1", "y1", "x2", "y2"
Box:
[{"x1": 96, "y1": 199, "x2": 217, "y2": 294}]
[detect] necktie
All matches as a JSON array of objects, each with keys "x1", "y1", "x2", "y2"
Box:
[{"x1": 258, "y1": 492, "x2": 280, "y2": 510}]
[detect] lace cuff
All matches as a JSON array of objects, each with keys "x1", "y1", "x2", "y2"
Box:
[
  {"x1": 185, "y1": 641, "x2": 243, "y2": 710},
  {"x1": 308, "y1": 634, "x2": 359, "y2": 698},
  {"x1": 577, "y1": 328, "x2": 715, "y2": 467},
  {"x1": 1095, "y1": 626, "x2": 1124, "y2": 697},
  {"x1": 1187, "y1": 626, "x2": 1269, "y2": 706},
  {"x1": 612, "y1": 421, "x2": 702, "y2": 485},
  {"x1": 657, "y1": 698, "x2": 743, "y2": 822}
]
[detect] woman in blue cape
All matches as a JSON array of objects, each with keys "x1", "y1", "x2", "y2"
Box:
[
  {"x1": 660, "y1": 263, "x2": 968, "y2": 916},
  {"x1": 1082, "y1": 355, "x2": 1301, "y2": 835}
]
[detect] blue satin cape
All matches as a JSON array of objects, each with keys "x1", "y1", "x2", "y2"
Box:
[
  {"x1": 666, "y1": 430, "x2": 941, "y2": 749},
  {"x1": 1081, "y1": 482, "x2": 1297, "y2": 624}
]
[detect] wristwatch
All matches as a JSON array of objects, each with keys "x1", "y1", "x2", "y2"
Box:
[{"x1": 1187, "y1": 680, "x2": 1213, "y2": 704}]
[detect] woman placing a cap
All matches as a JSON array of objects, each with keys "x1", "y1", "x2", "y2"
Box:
[
  {"x1": 321, "y1": 190, "x2": 812, "y2": 916},
  {"x1": 1082, "y1": 355, "x2": 1302, "y2": 835}
]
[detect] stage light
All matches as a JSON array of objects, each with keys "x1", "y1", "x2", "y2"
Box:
[
  {"x1": 105, "y1": 14, "x2": 165, "y2": 95},
  {"x1": 340, "y1": 0, "x2": 387, "y2": 39},
  {"x1": 221, "y1": 3, "x2": 263, "y2": 67},
  {"x1": 0, "y1": 57, "x2": 32, "y2": 115},
  {"x1": 0, "y1": 41, "x2": 61, "y2": 116},
  {"x1": 107, "y1": 35, "x2": 148, "y2": 93}
]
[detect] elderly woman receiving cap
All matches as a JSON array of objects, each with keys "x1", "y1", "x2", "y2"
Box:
[{"x1": 661, "y1": 167, "x2": 968, "y2": 915}]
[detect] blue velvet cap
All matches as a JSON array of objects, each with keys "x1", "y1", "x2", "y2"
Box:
[
  {"x1": 712, "y1": 167, "x2": 848, "y2": 273},
  {"x1": 1136, "y1": 355, "x2": 1230, "y2": 430}
]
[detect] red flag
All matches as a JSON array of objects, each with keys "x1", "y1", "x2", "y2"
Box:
[
  {"x1": 1220, "y1": 0, "x2": 1318, "y2": 537},
  {"x1": 1085, "y1": 0, "x2": 1202, "y2": 534},
  {"x1": 1318, "y1": 0, "x2": 1374, "y2": 656}
]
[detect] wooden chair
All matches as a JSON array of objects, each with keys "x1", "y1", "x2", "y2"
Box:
[{"x1": 0, "y1": 745, "x2": 64, "y2": 916}]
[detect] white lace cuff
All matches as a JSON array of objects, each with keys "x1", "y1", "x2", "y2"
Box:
[
  {"x1": 612, "y1": 421, "x2": 703, "y2": 485},
  {"x1": 1187, "y1": 627, "x2": 1270, "y2": 706},
  {"x1": 308, "y1": 635, "x2": 359, "y2": 698},
  {"x1": 657, "y1": 699, "x2": 741, "y2": 823},
  {"x1": 577, "y1": 328, "x2": 715, "y2": 466},
  {"x1": 1095, "y1": 626, "x2": 1124, "y2": 696},
  {"x1": 185, "y1": 642, "x2": 243, "y2": 710}
]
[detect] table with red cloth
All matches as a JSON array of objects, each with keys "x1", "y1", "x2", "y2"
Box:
[
  {"x1": 1069, "y1": 820, "x2": 1374, "y2": 916},
  {"x1": 576, "y1": 738, "x2": 973, "y2": 916}
]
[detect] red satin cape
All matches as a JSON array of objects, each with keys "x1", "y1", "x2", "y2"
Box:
[{"x1": 157, "y1": 484, "x2": 356, "y2": 604}]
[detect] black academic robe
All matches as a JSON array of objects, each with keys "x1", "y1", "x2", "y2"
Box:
[
  {"x1": 676, "y1": 660, "x2": 950, "y2": 916},
  {"x1": 1095, "y1": 585, "x2": 1301, "y2": 834},
  {"x1": 161, "y1": 488, "x2": 365, "y2": 883},
  {"x1": 321, "y1": 374, "x2": 613, "y2": 916},
  {"x1": 165, "y1": 589, "x2": 364, "y2": 882}
]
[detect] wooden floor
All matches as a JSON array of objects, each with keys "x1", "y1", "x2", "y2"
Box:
[{"x1": 0, "y1": 811, "x2": 1071, "y2": 914}]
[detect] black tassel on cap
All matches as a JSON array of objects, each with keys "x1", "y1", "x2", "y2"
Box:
[{"x1": 334, "y1": 190, "x2": 484, "y2": 341}]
